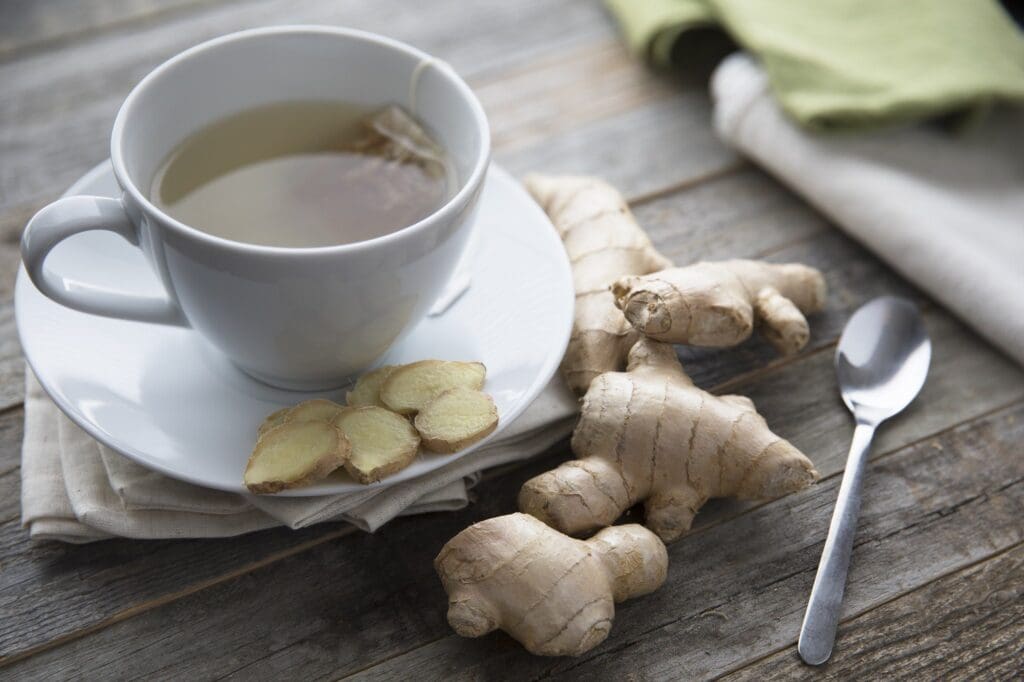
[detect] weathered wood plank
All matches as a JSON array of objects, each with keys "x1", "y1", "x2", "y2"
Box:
[
  {"x1": 349, "y1": 403, "x2": 1024, "y2": 680},
  {"x1": 635, "y1": 172, "x2": 924, "y2": 388},
  {"x1": 3, "y1": 160, "x2": 1020, "y2": 668},
  {"x1": 1, "y1": 6, "x2": 1013, "y2": 673},
  {"x1": 0, "y1": 168, "x2": 872, "y2": 610},
  {"x1": 496, "y1": 94, "x2": 738, "y2": 200},
  {"x1": 685, "y1": 306, "x2": 1024, "y2": 535},
  {"x1": 0, "y1": 518, "x2": 366, "y2": 660},
  {"x1": 726, "y1": 543, "x2": 1024, "y2": 680},
  {"x1": 0, "y1": 0, "x2": 209, "y2": 58},
  {"x1": 0, "y1": 453, "x2": 553, "y2": 675},
  {"x1": 0, "y1": 0, "x2": 616, "y2": 299},
  {"x1": 0, "y1": 0, "x2": 610, "y2": 223},
  {"x1": 0, "y1": 10, "x2": 736, "y2": 298},
  {"x1": 0, "y1": 407, "x2": 25, "y2": 525},
  {"x1": 477, "y1": 40, "x2": 676, "y2": 152},
  {"x1": 5, "y1": 306, "x2": 1018, "y2": 679},
  {"x1": 0, "y1": 303, "x2": 22, "y2": 412}
]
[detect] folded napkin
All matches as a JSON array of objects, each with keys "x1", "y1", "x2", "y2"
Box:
[
  {"x1": 21, "y1": 373, "x2": 577, "y2": 543},
  {"x1": 712, "y1": 53, "x2": 1024, "y2": 366},
  {"x1": 607, "y1": 0, "x2": 1024, "y2": 130}
]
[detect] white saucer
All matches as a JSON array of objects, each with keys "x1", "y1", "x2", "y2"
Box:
[{"x1": 16, "y1": 162, "x2": 573, "y2": 496}]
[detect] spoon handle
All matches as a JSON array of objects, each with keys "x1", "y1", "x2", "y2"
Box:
[{"x1": 798, "y1": 421, "x2": 876, "y2": 665}]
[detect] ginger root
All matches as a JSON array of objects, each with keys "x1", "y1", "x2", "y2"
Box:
[
  {"x1": 244, "y1": 421, "x2": 350, "y2": 493},
  {"x1": 525, "y1": 174, "x2": 671, "y2": 394},
  {"x1": 519, "y1": 338, "x2": 818, "y2": 542},
  {"x1": 435, "y1": 512, "x2": 667, "y2": 656},
  {"x1": 612, "y1": 259, "x2": 827, "y2": 355}
]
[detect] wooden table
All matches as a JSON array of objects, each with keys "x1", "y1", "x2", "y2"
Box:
[{"x1": 1, "y1": 2, "x2": 1021, "y2": 679}]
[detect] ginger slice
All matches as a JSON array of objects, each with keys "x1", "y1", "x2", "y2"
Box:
[
  {"x1": 257, "y1": 406, "x2": 292, "y2": 440},
  {"x1": 380, "y1": 360, "x2": 486, "y2": 415},
  {"x1": 415, "y1": 387, "x2": 498, "y2": 454},
  {"x1": 244, "y1": 421, "x2": 350, "y2": 494},
  {"x1": 286, "y1": 398, "x2": 346, "y2": 424},
  {"x1": 346, "y1": 365, "x2": 398, "y2": 407},
  {"x1": 336, "y1": 406, "x2": 422, "y2": 484}
]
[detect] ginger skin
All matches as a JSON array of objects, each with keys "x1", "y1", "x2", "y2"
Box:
[
  {"x1": 519, "y1": 338, "x2": 819, "y2": 543},
  {"x1": 435, "y1": 513, "x2": 667, "y2": 656},
  {"x1": 612, "y1": 260, "x2": 827, "y2": 355},
  {"x1": 525, "y1": 174, "x2": 671, "y2": 394}
]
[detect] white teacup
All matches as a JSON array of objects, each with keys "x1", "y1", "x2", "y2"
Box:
[{"x1": 22, "y1": 26, "x2": 490, "y2": 390}]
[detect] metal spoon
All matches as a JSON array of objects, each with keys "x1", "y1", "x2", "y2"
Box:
[{"x1": 798, "y1": 296, "x2": 931, "y2": 665}]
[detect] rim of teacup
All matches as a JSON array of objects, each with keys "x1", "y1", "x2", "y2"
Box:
[{"x1": 110, "y1": 25, "x2": 491, "y2": 256}]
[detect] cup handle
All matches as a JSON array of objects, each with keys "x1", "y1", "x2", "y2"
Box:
[{"x1": 21, "y1": 196, "x2": 188, "y2": 326}]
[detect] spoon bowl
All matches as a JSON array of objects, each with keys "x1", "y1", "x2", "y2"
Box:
[{"x1": 836, "y1": 296, "x2": 931, "y2": 424}]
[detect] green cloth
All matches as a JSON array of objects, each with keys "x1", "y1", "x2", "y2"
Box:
[{"x1": 606, "y1": 0, "x2": 1024, "y2": 130}]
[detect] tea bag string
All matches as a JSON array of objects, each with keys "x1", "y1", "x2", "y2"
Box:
[
  {"x1": 408, "y1": 55, "x2": 450, "y2": 116},
  {"x1": 405, "y1": 55, "x2": 455, "y2": 170}
]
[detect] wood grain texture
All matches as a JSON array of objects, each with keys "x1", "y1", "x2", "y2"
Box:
[
  {"x1": 0, "y1": 0, "x2": 607, "y2": 219},
  {"x1": 0, "y1": 170, "x2": 882, "y2": 658},
  {"x1": 0, "y1": 7, "x2": 735, "y2": 298},
  {"x1": 4, "y1": 307, "x2": 1018, "y2": 679},
  {"x1": 2, "y1": 160, "x2": 1021, "y2": 669},
  {"x1": 0, "y1": 303, "x2": 22, "y2": 412},
  {"x1": 0, "y1": 0, "x2": 611, "y2": 297},
  {"x1": 726, "y1": 543, "x2": 1024, "y2": 680},
  {"x1": 351, "y1": 403, "x2": 1024, "y2": 680},
  {"x1": 2, "y1": 1, "x2": 1019, "y2": 677},
  {"x1": 0, "y1": 0, "x2": 212, "y2": 57},
  {"x1": 0, "y1": 407, "x2": 25, "y2": 525}
]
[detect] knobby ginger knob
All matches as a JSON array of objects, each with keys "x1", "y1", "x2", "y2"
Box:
[{"x1": 434, "y1": 512, "x2": 668, "y2": 656}]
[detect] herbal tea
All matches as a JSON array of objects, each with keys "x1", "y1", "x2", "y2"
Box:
[{"x1": 151, "y1": 102, "x2": 454, "y2": 248}]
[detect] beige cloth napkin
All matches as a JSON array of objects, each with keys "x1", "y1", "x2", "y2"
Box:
[
  {"x1": 711, "y1": 53, "x2": 1024, "y2": 367},
  {"x1": 712, "y1": 54, "x2": 1024, "y2": 366},
  {"x1": 21, "y1": 372, "x2": 577, "y2": 543}
]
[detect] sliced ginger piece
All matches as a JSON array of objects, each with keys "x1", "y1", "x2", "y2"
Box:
[
  {"x1": 415, "y1": 387, "x2": 498, "y2": 454},
  {"x1": 244, "y1": 421, "x2": 350, "y2": 494},
  {"x1": 380, "y1": 360, "x2": 486, "y2": 415},
  {"x1": 286, "y1": 398, "x2": 345, "y2": 424},
  {"x1": 336, "y1": 406, "x2": 422, "y2": 484},
  {"x1": 257, "y1": 406, "x2": 292, "y2": 440},
  {"x1": 346, "y1": 365, "x2": 398, "y2": 407}
]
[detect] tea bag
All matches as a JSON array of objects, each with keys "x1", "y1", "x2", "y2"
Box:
[
  {"x1": 355, "y1": 106, "x2": 445, "y2": 165},
  {"x1": 348, "y1": 105, "x2": 448, "y2": 183}
]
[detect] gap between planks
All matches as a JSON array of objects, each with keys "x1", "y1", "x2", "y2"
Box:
[
  {"x1": 0, "y1": 526, "x2": 357, "y2": 668},
  {"x1": 0, "y1": 16, "x2": 953, "y2": 664},
  {"x1": 0, "y1": 258, "x2": 978, "y2": 666},
  {"x1": 0, "y1": 328, "x2": 869, "y2": 667},
  {"x1": 718, "y1": 537, "x2": 1024, "y2": 679},
  {"x1": 9, "y1": 387, "x2": 1016, "y2": 673},
  {"x1": 338, "y1": 396, "x2": 1024, "y2": 680}
]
